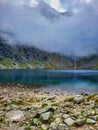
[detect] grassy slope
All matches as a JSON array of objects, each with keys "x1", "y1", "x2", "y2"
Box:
[
  {"x1": 0, "y1": 56, "x2": 98, "y2": 69},
  {"x1": 0, "y1": 57, "x2": 74, "y2": 69}
]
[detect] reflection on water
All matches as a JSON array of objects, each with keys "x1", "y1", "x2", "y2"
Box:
[{"x1": 0, "y1": 69, "x2": 98, "y2": 93}]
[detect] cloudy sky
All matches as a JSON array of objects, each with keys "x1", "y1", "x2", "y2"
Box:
[{"x1": 0, "y1": 0, "x2": 98, "y2": 57}]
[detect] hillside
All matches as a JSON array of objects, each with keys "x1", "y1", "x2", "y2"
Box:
[
  {"x1": 0, "y1": 37, "x2": 74, "y2": 69},
  {"x1": 0, "y1": 36, "x2": 98, "y2": 69}
]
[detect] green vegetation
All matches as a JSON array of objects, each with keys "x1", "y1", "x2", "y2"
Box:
[{"x1": 0, "y1": 58, "x2": 14, "y2": 68}]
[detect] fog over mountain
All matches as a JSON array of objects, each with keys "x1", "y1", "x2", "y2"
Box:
[{"x1": 0, "y1": 0, "x2": 98, "y2": 57}]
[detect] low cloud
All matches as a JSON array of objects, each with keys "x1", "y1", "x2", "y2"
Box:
[{"x1": 0, "y1": 0, "x2": 98, "y2": 57}]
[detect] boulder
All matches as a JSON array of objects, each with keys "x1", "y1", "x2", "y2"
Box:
[{"x1": 6, "y1": 110, "x2": 24, "y2": 121}]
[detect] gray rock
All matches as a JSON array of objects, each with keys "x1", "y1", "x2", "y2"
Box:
[
  {"x1": 41, "y1": 124, "x2": 47, "y2": 130},
  {"x1": 86, "y1": 118, "x2": 96, "y2": 124},
  {"x1": 49, "y1": 122, "x2": 58, "y2": 130},
  {"x1": 63, "y1": 114, "x2": 70, "y2": 119},
  {"x1": 6, "y1": 110, "x2": 24, "y2": 121},
  {"x1": 74, "y1": 119, "x2": 85, "y2": 126},
  {"x1": 89, "y1": 115, "x2": 98, "y2": 121},
  {"x1": 40, "y1": 111, "x2": 52, "y2": 122},
  {"x1": 83, "y1": 109, "x2": 95, "y2": 117},
  {"x1": 49, "y1": 123, "x2": 70, "y2": 130},
  {"x1": 54, "y1": 118, "x2": 61, "y2": 124},
  {"x1": 35, "y1": 106, "x2": 55, "y2": 118},
  {"x1": 74, "y1": 95, "x2": 84, "y2": 104},
  {"x1": 57, "y1": 123, "x2": 70, "y2": 130},
  {"x1": 6, "y1": 104, "x2": 19, "y2": 111},
  {"x1": 53, "y1": 113, "x2": 62, "y2": 118},
  {"x1": 33, "y1": 118, "x2": 41, "y2": 126},
  {"x1": 64, "y1": 117, "x2": 74, "y2": 126}
]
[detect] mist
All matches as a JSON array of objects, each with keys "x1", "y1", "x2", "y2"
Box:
[{"x1": 0, "y1": 0, "x2": 98, "y2": 57}]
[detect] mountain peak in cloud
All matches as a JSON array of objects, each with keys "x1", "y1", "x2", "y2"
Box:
[
  {"x1": 0, "y1": 0, "x2": 98, "y2": 57},
  {"x1": 35, "y1": 1, "x2": 61, "y2": 20}
]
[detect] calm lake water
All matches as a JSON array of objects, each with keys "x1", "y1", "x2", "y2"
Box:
[{"x1": 0, "y1": 69, "x2": 98, "y2": 93}]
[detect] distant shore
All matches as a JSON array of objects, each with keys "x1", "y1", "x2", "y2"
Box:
[{"x1": 0, "y1": 84, "x2": 98, "y2": 130}]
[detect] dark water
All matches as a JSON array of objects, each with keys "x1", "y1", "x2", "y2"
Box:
[{"x1": 0, "y1": 69, "x2": 98, "y2": 93}]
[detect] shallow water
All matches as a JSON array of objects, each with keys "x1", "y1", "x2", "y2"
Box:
[{"x1": 0, "y1": 69, "x2": 98, "y2": 93}]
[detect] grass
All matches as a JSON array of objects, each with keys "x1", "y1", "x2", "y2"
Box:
[{"x1": 0, "y1": 58, "x2": 14, "y2": 68}]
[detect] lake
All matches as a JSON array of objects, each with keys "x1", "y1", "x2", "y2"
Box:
[{"x1": 0, "y1": 69, "x2": 98, "y2": 94}]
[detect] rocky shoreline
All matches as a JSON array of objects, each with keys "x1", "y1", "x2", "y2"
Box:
[{"x1": 0, "y1": 85, "x2": 98, "y2": 130}]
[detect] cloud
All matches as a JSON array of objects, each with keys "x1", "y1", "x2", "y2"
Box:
[
  {"x1": 0, "y1": 0, "x2": 98, "y2": 57},
  {"x1": 44, "y1": 0, "x2": 65, "y2": 12}
]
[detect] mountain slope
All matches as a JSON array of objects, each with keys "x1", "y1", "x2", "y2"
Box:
[
  {"x1": 0, "y1": 36, "x2": 98, "y2": 69},
  {"x1": 0, "y1": 36, "x2": 74, "y2": 69}
]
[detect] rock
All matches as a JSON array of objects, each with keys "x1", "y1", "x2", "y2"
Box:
[
  {"x1": 74, "y1": 119, "x2": 85, "y2": 126},
  {"x1": 64, "y1": 96, "x2": 74, "y2": 102},
  {"x1": 64, "y1": 117, "x2": 74, "y2": 126},
  {"x1": 22, "y1": 106, "x2": 32, "y2": 111},
  {"x1": 49, "y1": 123, "x2": 69, "y2": 130},
  {"x1": 57, "y1": 123, "x2": 70, "y2": 130},
  {"x1": 6, "y1": 104, "x2": 19, "y2": 111},
  {"x1": 30, "y1": 126, "x2": 37, "y2": 130},
  {"x1": 86, "y1": 118, "x2": 96, "y2": 124},
  {"x1": 54, "y1": 118, "x2": 61, "y2": 123},
  {"x1": 35, "y1": 106, "x2": 55, "y2": 118},
  {"x1": 87, "y1": 109, "x2": 95, "y2": 116},
  {"x1": 63, "y1": 114, "x2": 70, "y2": 119},
  {"x1": 83, "y1": 109, "x2": 95, "y2": 117},
  {"x1": 47, "y1": 96, "x2": 56, "y2": 101},
  {"x1": 49, "y1": 122, "x2": 58, "y2": 130},
  {"x1": 74, "y1": 95, "x2": 84, "y2": 104},
  {"x1": 89, "y1": 115, "x2": 98, "y2": 121},
  {"x1": 40, "y1": 111, "x2": 53, "y2": 122},
  {"x1": 53, "y1": 113, "x2": 62, "y2": 118},
  {"x1": 41, "y1": 124, "x2": 47, "y2": 130},
  {"x1": 32, "y1": 118, "x2": 41, "y2": 126},
  {"x1": 6, "y1": 110, "x2": 24, "y2": 121}
]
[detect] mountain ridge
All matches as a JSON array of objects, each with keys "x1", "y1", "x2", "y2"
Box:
[{"x1": 0, "y1": 36, "x2": 98, "y2": 69}]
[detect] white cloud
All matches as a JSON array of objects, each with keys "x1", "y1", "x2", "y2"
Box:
[
  {"x1": 44, "y1": 0, "x2": 65, "y2": 12},
  {"x1": 0, "y1": 0, "x2": 98, "y2": 57}
]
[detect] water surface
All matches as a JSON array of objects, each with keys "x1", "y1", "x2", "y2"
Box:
[{"x1": 0, "y1": 69, "x2": 98, "y2": 93}]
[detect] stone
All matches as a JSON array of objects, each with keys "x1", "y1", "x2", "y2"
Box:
[
  {"x1": 64, "y1": 117, "x2": 74, "y2": 126},
  {"x1": 6, "y1": 110, "x2": 24, "y2": 121},
  {"x1": 57, "y1": 123, "x2": 70, "y2": 130},
  {"x1": 54, "y1": 118, "x2": 61, "y2": 123},
  {"x1": 41, "y1": 124, "x2": 47, "y2": 130},
  {"x1": 35, "y1": 106, "x2": 55, "y2": 118},
  {"x1": 64, "y1": 96, "x2": 74, "y2": 102},
  {"x1": 53, "y1": 113, "x2": 62, "y2": 118},
  {"x1": 89, "y1": 115, "x2": 98, "y2": 121},
  {"x1": 6, "y1": 104, "x2": 19, "y2": 111},
  {"x1": 32, "y1": 118, "x2": 41, "y2": 126},
  {"x1": 86, "y1": 118, "x2": 96, "y2": 124},
  {"x1": 49, "y1": 122, "x2": 58, "y2": 130},
  {"x1": 74, "y1": 119, "x2": 85, "y2": 126},
  {"x1": 63, "y1": 114, "x2": 70, "y2": 119},
  {"x1": 87, "y1": 109, "x2": 95, "y2": 116},
  {"x1": 74, "y1": 95, "x2": 84, "y2": 104},
  {"x1": 40, "y1": 111, "x2": 52, "y2": 122}
]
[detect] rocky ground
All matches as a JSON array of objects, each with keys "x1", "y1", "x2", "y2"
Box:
[{"x1": 0, "y1": 85, "x2": 98, "y2": 130}]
